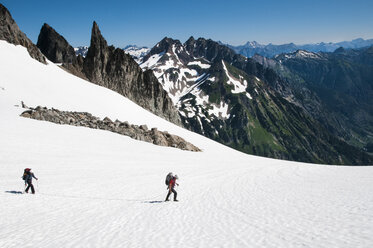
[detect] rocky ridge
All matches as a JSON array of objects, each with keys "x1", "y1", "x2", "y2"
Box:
[
  {"x1": 61, "y1": 22, "x2": 181, "y2": 125},
  {"x1": 20, "y1": 106, "x2": 200, "y2": 152},
  {"x1": 0, "y1": 4, "x2": 46, "y2": 64}
]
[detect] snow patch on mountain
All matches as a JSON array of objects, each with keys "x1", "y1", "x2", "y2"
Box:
[
  {"x1": 140, "y1": 52, "x2": 164, "y2": 70},
  {"x1": 222, "y1": 60, "x2": 247, "y2": 94},
  {"x1": 280, "y1": 50, "x2": 322, "y2": 60},
  {"x1": 140, "y1": 45, "x2": 211, "y2": 105},
  {"x1": 208, "y1": 101, "x2": 230, "y2": 119},
  {"x1": 187, "y1": 61, "x2": 211, "y2": 69}
]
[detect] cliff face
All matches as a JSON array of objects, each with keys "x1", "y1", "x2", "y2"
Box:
[
  {"x1": 37, "y1": 23, "x2": 76, "y2": 63},
  {"x1": 0, "y1": 4, "x2": 46, "y2": 64},
  {"x1": 80, "y1": 22, "x2": 181, "y2": 125}
]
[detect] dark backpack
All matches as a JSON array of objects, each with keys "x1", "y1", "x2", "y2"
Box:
[
  {"x1": 165, "y1": 172, "x2": 173, "y2": 185},
  {"x1": 22, "y1": 168, "x2": 31, "y2": 180}
]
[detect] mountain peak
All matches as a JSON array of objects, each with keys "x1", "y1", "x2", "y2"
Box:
[
  {"x1": 186, "y1": 36, "x2": 195, "y2": 43},
  {"x1": 159, "y1": 37, "x2": 181, "y2": 46},
  {"x1": 36, "y1": 22, "x2": 76, "y2": 63},
  {"x1": 244, "y1": 41, "x2": 260, "y2": 47},
  {"x1": 91, "y1": 21, "x2": 103, "y2": 40},
  {"x1": 0, "y1": 3, "x2": 46, "y2": 64},
  {"x1": 42, "y1": 23, "x2": 51, "y2": 29},
  {"x1": 143, "y1": 36, "x2": 182, "y2": 61},
  {"x1": 88, "y1": 21, "x2": 108, "y2": 53}
]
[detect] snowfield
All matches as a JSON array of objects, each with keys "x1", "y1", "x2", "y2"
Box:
[{"x1": 1, "y1": 40, "x2": 373, "y2": 248}]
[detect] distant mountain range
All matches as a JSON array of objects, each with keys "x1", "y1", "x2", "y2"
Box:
[
  {"x1": 122, "y1": 45, "x2": 150, "y2": 63},
  {"x1": 67, "y1": 35, "x2": 373, "y2": 164},
  {"x1": 75, "y1": 38, "x2": 373, "y2": 62},
  {"x1": 225, "y1": 38, "x2": 373, "y2": 58},
  {"x1": 74, "y1": 46, "x2": 88, "y2": 57},
  {"x1": 138, "y1": 37, "x2": 373, "y2": 164},
  {"x1": 74, "y1": 45, "x2": 149, "y2": 64}
]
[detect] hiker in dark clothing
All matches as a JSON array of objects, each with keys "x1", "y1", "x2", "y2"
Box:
[
  {"x1": 165, "y1": 174, "x2": 179, "y2": 201},
  {"x1": 23, "y1": 168, "x2": 38, "y2": 194}
]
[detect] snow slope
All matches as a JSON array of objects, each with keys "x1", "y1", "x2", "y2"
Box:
[{"x1": 1, "y1": 40, "x2": 373, "y2": 248}]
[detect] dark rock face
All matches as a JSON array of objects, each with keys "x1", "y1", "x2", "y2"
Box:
[
  {"x1": 78, "y1": 22, "x2": 181, "y2": 125},
  {"x1": 0, "y1": 4, "x2": 46, "y2": 64},
  {"x1": 185, "y1": 37, "x2": 239, "y2": 63},
  {"x1": 143, "y1": 37, "x2": 192, "y2": 64},
  {"x1": 20, "y1": 106, "x2": 200, "y2": 152},
  {"x1": 37, "y1": 23, "x2": 76, "y2": 63}
]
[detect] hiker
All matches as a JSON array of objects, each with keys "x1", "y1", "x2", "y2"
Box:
[
  {"x1": 165, "y1": 174, "x2": 179, "y2": 202},
  {"x1": 22, "y1": 168, "x2": 38, "y2": 194}
]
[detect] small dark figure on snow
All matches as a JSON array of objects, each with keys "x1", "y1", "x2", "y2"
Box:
[
  {"x1": 22, "y1": 168, "x2": 38, "y2": 194},
  {"x1": 165, "y1": 174, "x2": 179, "y2": 202}
]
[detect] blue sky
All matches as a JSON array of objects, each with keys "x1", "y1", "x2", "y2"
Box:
[{"x1": 3, "y1": 0, "x2": 373, "y2": 48}]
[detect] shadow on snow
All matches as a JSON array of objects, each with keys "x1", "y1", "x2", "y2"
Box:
[{"x1": 5, "y1": 190, "x2": 23, "y2": 194}]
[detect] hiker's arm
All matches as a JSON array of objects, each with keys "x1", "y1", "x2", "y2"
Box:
[{"x1": 32, "y1": 174, "x2": 38, "y2": 180}]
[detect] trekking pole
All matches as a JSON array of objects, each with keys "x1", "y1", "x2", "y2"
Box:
[{"x1": 36, "y1": 180, "x2": 39, "y2": 193}]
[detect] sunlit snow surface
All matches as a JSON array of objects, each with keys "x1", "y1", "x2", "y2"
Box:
[{"x1": 1, "y1": 41, "x2": 373, "y2": 248}]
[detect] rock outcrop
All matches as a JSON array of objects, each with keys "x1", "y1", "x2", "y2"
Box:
[
  {"x1": 37, "y1": 23, "x2": 76, "y2": 63},
  {"x1": 20, "y1": 106, "x2": 200, "y2": 152},
  {"x1": 0, "y1": 4, "x2": 46, "y2": 64},
  {"x1": 78, "y1": 22, "x2": 181, "y2": 125},
  {"x1": 34, "y1": 21, "x2": 182, "y2": 125}
]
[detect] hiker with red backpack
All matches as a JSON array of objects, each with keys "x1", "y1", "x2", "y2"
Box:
[
  {"x1": 22, "y1": 168, "x2": 38, "y2": 194},
  {"x1": 165, "y1": 173, "x2": 179, "y2": 202}
]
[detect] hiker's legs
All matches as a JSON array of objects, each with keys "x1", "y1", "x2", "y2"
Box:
[
  {"x1": 165, "y1": 190, "x2": 171, "y2": 201},
  {"x1": 25, "y1": 181, "x2": 35, "y2": 194},
  {"x1": 172, "y1": 188, "x2": 177, "y2": 201},
  {"x1": 30, "y1": 183, "x2": 35, "y2": 194}
]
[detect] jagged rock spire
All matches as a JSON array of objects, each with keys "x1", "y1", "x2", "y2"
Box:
[{"x1": 80, "y1": 21, "x2": 181, "y2": 125}]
